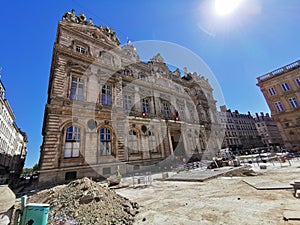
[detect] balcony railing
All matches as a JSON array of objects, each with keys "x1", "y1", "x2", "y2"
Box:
[{"x1": 257, "y1": 60, "x2": 300, "y2": 82}]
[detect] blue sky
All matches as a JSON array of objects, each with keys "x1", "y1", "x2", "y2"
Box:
[{"x1": 1, "y1": 0, "x2": 300, "y2": 167}]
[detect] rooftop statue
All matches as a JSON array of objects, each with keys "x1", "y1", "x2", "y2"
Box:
[
  {"x1": 150, "y1": 53, "x2": 165, "y2": 63},
  {"x1": 62, "y1": 9, "x2": 120, "y2": 45}
]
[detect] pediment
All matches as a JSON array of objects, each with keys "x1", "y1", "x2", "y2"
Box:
[{"x1": 68, "y1": 62, "x2": 89, "y2": 73}]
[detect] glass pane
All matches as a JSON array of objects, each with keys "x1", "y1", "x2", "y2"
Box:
[
  {"x1": 106, "y1": 142, "x2": 111, "y2": 155},
  {"x1": 64, "y1": 143, "x2": 72, "y2": 158},
  {"x1": 73, "y1": 146, "x2": 79, "y2": 157},
  {"x1": 70, "y1": 87, "x2": 76, "y2": 100}
]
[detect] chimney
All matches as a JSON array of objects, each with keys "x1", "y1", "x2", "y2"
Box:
[
  {"x1": 220, "y1": 105, "x2": 227, "y2": 112},
  {"x1": 260, "y1": 112, "x2": 265, "y2": 120},
  {"x1": 255, "y1": 113, "x2": 259, "y2": 120}
]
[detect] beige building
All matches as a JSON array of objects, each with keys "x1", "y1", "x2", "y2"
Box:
[
  {"x1": 253, "y1": 112, "x2": 283, "y2": 149},
  {"x1": 0, "y1": 79, "x2": 27, "y2": 186},
  {"x1": 38, "y1": 10, "x2": 222, "y2": 186},
  {"x1": 218, "y1": 105, "x2": 263, "y2": 153},
  {"x1": 257, "y1": 60, "x2": 300, "y2": 149}
]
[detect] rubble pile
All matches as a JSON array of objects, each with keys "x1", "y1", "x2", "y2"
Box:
[
  {"x1": 28, "y1": 177, "x2": 139, "y2": 225},
  {"x1": 223, "y1": 166, "x2": 258, "y2": 177}
]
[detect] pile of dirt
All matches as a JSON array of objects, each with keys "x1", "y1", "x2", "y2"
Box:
[
  {"x1": 223, "y1": 166, "x2": 258, "y2": 177},
  {"x1": 28, "y1": 177, "x2": 139, "y2": 225}
]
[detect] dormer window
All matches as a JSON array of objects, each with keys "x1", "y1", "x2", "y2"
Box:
[{"x1": 75, "y1": 45, "x2": 87, "y2": 54}]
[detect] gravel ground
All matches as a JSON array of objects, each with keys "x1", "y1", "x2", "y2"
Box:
[{"x1": 116, "y1": 161, "x2": 300, "y2": 225}]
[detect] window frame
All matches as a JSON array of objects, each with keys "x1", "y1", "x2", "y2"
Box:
[
  {"x1": 281, "y1": 82, "x2": 290, "y2": 92},
  {"x1": 288, "y1": 97, "x2": 299, "y2": 109},
  {"x1": 127, "y1": 129, "x2": 139, "y2": 154},
  {"x1": 123, "y1": 95, "x2": 132, "y2": 111},
  {"x1": 274, "y1": 101, "x2": 284, "y2": 112},
  {"x1": 296, "y1": 78, "x2": 300, "y2": 87},
  {"x1": 70, "y1": 76, "x2": 84, "y2": 101},
  {"x1": 163, "y1": 102, "x2": 170, "y2": 116},
  {"x1": 99, "y1": 128, "x2": 112, "y2": 156},
  {"x1": 101, "y1": 84, "x2": 112, "y2": 106},
  {"x1": 75, "y1": 45, "x2": 87, "y2": 54},
  {"x1": 268, "y1": 87, "x2": 276, "y2": 96},
  {"x1": 148, "y1": 130, "x2": 158, "y2": 153},
  {"x1": 64, "y1": 126, "x2": 81, "y2": 158},
  {"x1": 142, "y1": 98, "x2": 150, "y2": 114}
]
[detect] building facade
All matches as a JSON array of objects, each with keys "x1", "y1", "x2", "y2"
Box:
[
  {"x1": 218, "y1": 105, "x2": 263, "y2": 153},
  {"x1": 0, "y1": 80, "x2": 27, "y2": 186},
  {"x1": 38, "y1": 10, "x2": 222, "y2": 186},
  {"x1": 253, "y1": 112, "x2": 284, "y2": 149},
  {"x1": 257, "y1": 60, "x2": 300, "y2": 149}
]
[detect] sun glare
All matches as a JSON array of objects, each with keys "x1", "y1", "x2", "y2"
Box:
[{"x1": 215, "y1": 0, "x2": 242, "y2": 16}]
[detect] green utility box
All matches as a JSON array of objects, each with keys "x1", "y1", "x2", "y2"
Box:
[{"x1": 21, "y1": 203, "x2": 50, "y2": 225}]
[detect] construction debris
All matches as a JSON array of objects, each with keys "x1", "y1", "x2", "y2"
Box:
[
  {"x1": 27, "y1": 177, "x2": 139, "y2": 225},
  {"x1": 223, "y1": 166, "x2": 258, "y2": 177}
]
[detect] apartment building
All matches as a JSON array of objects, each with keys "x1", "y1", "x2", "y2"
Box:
[
  {"x1": 257, "y1": 60, "x2": 300, "y2": 150},
  {"x1": 218, "y1": 105, "x2": 263, "y2": 153},
  {"x1": 0, "y1": 80, "x2": 27, "y2": 185}
]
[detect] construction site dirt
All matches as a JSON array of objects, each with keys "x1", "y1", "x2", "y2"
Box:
[
  {"x1": 14, "y1": 159, "x2": 300, "y2": 225},
  {"x1": 116, "y1": 160, "x2": 300, "y2": 225}
]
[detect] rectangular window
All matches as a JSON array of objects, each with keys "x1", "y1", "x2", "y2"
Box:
[
  {"x1": 148, "y1": 131, "x2": 157, "y2": 152},
  {"x1": 142, "y1": 99, "x2": 150, "y2": 114},
  {"x1": 275, "y1": 101, "x2": 284, "y2": 112},
  {"x1": 268, "y1": 87, "x2": 276, "y2": 96},
  {"x1": 100, "y1": 128, "x2": 111, "y2": 156},
  {"x1": 163, "y1": 103, "x2": 170, "y2": 116},
  {"x1": 128, "y1": 130, "x2": 139, "y2": 153},
  {"x1": 101, "y1": 85, "x2": 112, "y2": 106},
  {"x1": 296, "y1": 78, "x2": 300, "y2": 87},
  {"x1": 179, "y1": 106, "x2": 185, "y2": 120},
  {"x1": 289, "y1": 97, "x2": 299, "y2": 109},
  {"x1": 70, "y1": 77, "x2": 84, "y2": 101},
  {"x1": 123, "y1": 95, "x2": 132, "y2": 110},
  {"x1": 75, "y1": 45, "x2": 87, "y2": 54},
  {"x1": 281, "y1": 83, "x2": 290, "y2": 92}
]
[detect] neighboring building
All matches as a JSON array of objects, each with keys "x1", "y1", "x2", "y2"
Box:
[
  {"x1": 38, "y1": 10, "x2": 222, "y2": 186},
  {"x1": 0, "y1": 79, "x2": 27, "y2": 186},
  {"x1": 253, "y1": 112, "x2": 284, "y2": 149},
  {"x1": 218, "y1": 105, "x2": 263, "y2": 153},
  {"x1": 257, "y1": 60, "x2": 300, "y2": 149}
]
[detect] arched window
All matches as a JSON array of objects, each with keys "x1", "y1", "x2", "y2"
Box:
[
  {"x1": 64, "y1": 126, "x2": 80, "y2": 158},
  {"x1": 148, "y1": 131, "x2": 157, "y2": 153},
  {"x1": 128, "y1": 130, "x2": 139, "y2": 154},
  {"x1": 99, "y1": 128, "x2": 111, "y2": 156}
]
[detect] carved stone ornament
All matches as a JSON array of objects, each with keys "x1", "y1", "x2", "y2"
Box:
[
  {"x1": 87, "y1": 119, "x2": 97, "y2": 129},
  {"x1": 62, "y1": 9, "x2": 120, "y2": 45},
  {"x1": 150, "y1": 53, "x2": 165, "y2": 63}
]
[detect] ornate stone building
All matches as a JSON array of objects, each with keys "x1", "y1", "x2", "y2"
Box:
[
  {"x1": 257, "y1": 60, "x2": 300, "y2": 150},
  {"x1": 38, "y1": 10, "x2": 222, "y2": 185}
]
